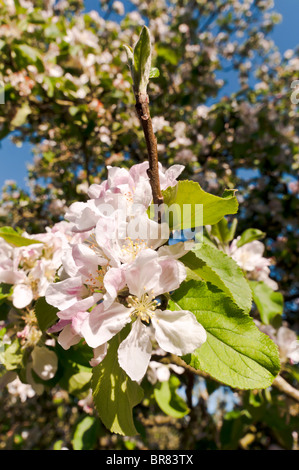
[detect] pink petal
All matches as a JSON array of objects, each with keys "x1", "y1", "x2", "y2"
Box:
[
  {"x1": 12, "y1": 284, "x2": 33, "y2": 309},
  {"x1": 58, "y1": 324, "x2": 81, "y2": 350},
  {"x1": 118, "y1": 319, "x2": 152, "y2": 382},
  {"x1": 57, "y1": 294, "x2": 101, "y2": 320},
  {"x1": 45, "y1": 276, "x2": 85, "y2": 310},
  {"x1": 90, "y1": 343, "x2": 108, "y2": 367},
  {"x1": 124, "y1": 249, "x2": 162, "y2": 298},
  {"x1": 81, "y1": 302, "x2": 131, "y2": 348}
]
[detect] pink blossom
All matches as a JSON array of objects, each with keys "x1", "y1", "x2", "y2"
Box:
[{"x1": 80, "y1": 249, "x2": 206, "y2": 381}]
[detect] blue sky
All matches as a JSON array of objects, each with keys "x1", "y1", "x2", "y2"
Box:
[{"x1": 1, "y1": 0, "x2": 298, "y2": 191}]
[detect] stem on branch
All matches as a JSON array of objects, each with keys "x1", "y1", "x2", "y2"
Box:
[
  {"x1": 135, "y1": 91, "x2": 164, "y2": 221},
  {"x1": 166, "y1": 355, "x2": 299, "y2": 404}
]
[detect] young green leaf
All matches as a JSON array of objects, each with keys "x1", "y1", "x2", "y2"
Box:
[
  {"x1": 250, "y1": 281, "x2": 283, "y2": 325},
  {"x1": 181, "y1": 243, "x2": 252, "y2": 313},
  {"x1": 0, "y1": 338, "x2": 23, "y2": 371},
  {"x1": 71, "y1": 416, "x2": 101, "y2": 450},
  {"x1": 169, "y1": 280, "x2": 280, "y2": 390},
  {"x1": 11, "y1": 103, "x2": 32, "y2": 127},
  {"x1": 92, "y1": 326, "x2": 144, "y2": 436},
  {"x1": 132, "y1": 26, "x2": 152, "y2": 93},
  {"x1": 161, "y1": 180, "x2": 238, "y2": 230},
  {"x1": 149, "y1": 67, "x2": 160, "y2": 78},
  {"x1": 211, "y1": 218, "x2": 238, "y2": 244},
  {"x1": 154, "y1": 375, "x2": 189, "y2": 418},
  {"x1": 0, "y1": 226, "x2": 42, "y2": 247},
  {"x1": 123, "y1": 44, "x2": 133, "y2": 69},
  {"x1": 236, "y1": 228, "x2": 266, "y2": 248},
  {"x1": 0, "y1": 283, "x2": 13, "y2": 304}
]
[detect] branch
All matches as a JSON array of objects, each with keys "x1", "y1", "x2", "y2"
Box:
[
  {"x1": 272, "y1": 375, "x2": 299, "y2": 402},
  {"x1": 134, "y1": 91, "x2": 164, "y2": 220},
  {"x1": 166, "y1": 356, "x2": 299, "y2": 403}
]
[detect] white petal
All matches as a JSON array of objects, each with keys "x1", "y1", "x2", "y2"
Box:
[
  {"x1": 158, "y1": 241, "x2": 195, "y2": 259},
  {"x1": 118, "y1": 319, "x2": 152, "y2": 382},
  {"x1": 72, "y1": 243, "x2": 102, "y2": 278},
  {"x1": 124, "y1": 249, "x2": 162, "y2": 298},
  {"x1": 90, "y1": 343, "x2": 108, "y2": 367},
  {"x1": 152, "y1": 309, "x2": 207, "y2": 356},
  {"x1": 156, "y1": 258, "x2": 186, "y2": 295},
  {"x1": 103, "y1": 266, "x2": 125, "y2": 308},
  {"x1": 58, "y1": 294, "x2": 100, "y2": 320},
  {"x1": 81, "y1": 302, "x2": 131, "y2": 348},
  {"x1": 12, "y1": 284, "x2": 33, "y2": 309},
  {"x1": 58, "y1": 324, "x2": 81, "y2": 350},
  {"x1": 45, "y1": 277, "x2": 84, "y2": 310}
]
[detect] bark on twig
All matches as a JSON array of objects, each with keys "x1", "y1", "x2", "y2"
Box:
[
  {"x1": 166, "y1": 355, "x2": 299, "y2": 403},
  {"x1": 272, "y1": 375, "x2": 299, "y2": 402},
  {"x1": 135, "y1": 91, "x2": 164, "y2": 221}
]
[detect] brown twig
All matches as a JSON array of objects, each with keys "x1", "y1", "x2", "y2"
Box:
[
  {"x1": 165, "y1": 355, "x2": 299, "y2": 403},
  {"x1": 134, "y1": 91, "x2": 164, "y2": 221},
  {"x1": 272, "y1": 375, "x2": 299, "y2": 402}
]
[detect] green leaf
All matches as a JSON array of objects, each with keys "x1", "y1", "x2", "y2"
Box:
[
  {"x1": 154, "y1": 375, "x2": 189, "y2": 418},
  {"x1": 181, "y1": 243, "x2": 252, "y2": 313},
  {"x1": 211, "y1": 218, "x2": 238, "y2": 244},
  {"x1": 123, "y1": 44, "x2": 133, "y2": 69},
  {"x1": 0, "y1": 226, "x2": 42, "y2": 247},
  {"x1": 34, "y1": 297, "x2": 59, "y2": 331},
  {"x1": 236, "y1": 228, "x2": 266, "y2": 248},
  {"x1": 11, "y1": 104, "x2": 31, "y2": 127},
  {"x1": 92, "y1": 327, "x2": 144, "y2": 436},
  {"x1": 72, "y1": 416, "x2": 100, "y2": 450},
  {"x1": 68, "y1": 367, "x2": 92, "y2": 395},
  {"x1": 14, "y1": 44, "x2": 44, "y2": 72},
  {"x1": 0, "y1": 283, "x2": 13, "y2": 303},
  {"x1": 149, "y1": 67, "x2": 160, "y2": 78},
  {"x1": 133, "y1": 26, "x2": 152, "y2": 93},
  {"x1": 0, "y1": 338, "x2": 23, "y2": 370},
  {"x1": 15, "y1": 44, "x2": 41, "y2": 62},
  {"x1": 157, "y1": 45, "x2": 180, "y2": 65},
  {"x1": 169, "y1": 280, "x2": 280, "y2": 390},
  {"x1": 161, "y1": 180, "x2": 238, "y2": 230},
  {"x1": 250, "y1": 281, "x2": 283, "y2": 325}
]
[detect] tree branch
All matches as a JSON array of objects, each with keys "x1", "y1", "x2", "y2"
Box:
[
  {"x1": 166, "y1": 355, "x2": 299, "y2": 403},
  {"x1": 272, "y1": 375, "x2": 299, "y2": 402},
  {"x1": 134, "y1": 91, "x2": 164, "y2": 220}
]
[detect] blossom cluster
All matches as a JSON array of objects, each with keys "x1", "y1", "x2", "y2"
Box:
[
  {"x1": 45, "y1": 163, "x2": 207, "y2": 382},
  {"x1": 0, "y1": 221, "x2": 84, "y2": 397}
]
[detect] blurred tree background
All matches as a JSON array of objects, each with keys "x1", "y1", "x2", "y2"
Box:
[{"x1": 0, "y1": 0, "x2": 298, "y2": 450}]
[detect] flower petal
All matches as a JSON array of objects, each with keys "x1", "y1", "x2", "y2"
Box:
[
  {"x1": 58, "y1": 294, "x2": 101, "y2": 320},
  {"x1": 124, "y1": 249, "x2": 162, "y2": 298},
  {"x1": 90, "y1": 343, "x2": 108, "y2": 367},
  {"x1": 58, "y1": 324, "x2": 81, "y2": 350},
  {"x1": 103, "y1": 267, "x2": 125, "y2": 308},
  {"x1": 152, "y1": 309, "x2": 207, "y2": 356},
  {"x1": 81, "y1": 302, "x2": 131, "y2": 348},
  {"x1": 155, "y1": 258, "x2": 187, "y2": 295},
  {"x1": 45, "y1": 276, "x2": 85, "y2": 310},
  {"x1": 12, "y1": 284, "x2": 33, "y2": 309},
  {"x1": 118, "y1": 319, "x2": 152, "y2": 382}
]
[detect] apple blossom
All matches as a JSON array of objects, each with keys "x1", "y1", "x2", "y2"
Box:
[
  {"x1": 80, "y1": 249, "x2": 206, "y2": 382},
  {"x1": 228, "y1": 237, "x2": 278, "y2": 290}
]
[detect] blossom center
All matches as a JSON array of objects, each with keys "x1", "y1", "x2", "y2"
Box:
[
  {"x1": 127, "y1": 291, "x2": 160, "y2": 323},
  {"x1": 121, "y1": 237, "x2": 148, "y2": 261},
  {"x1": 86, "y1": 266, "x2": 108, "y2": 293}
]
